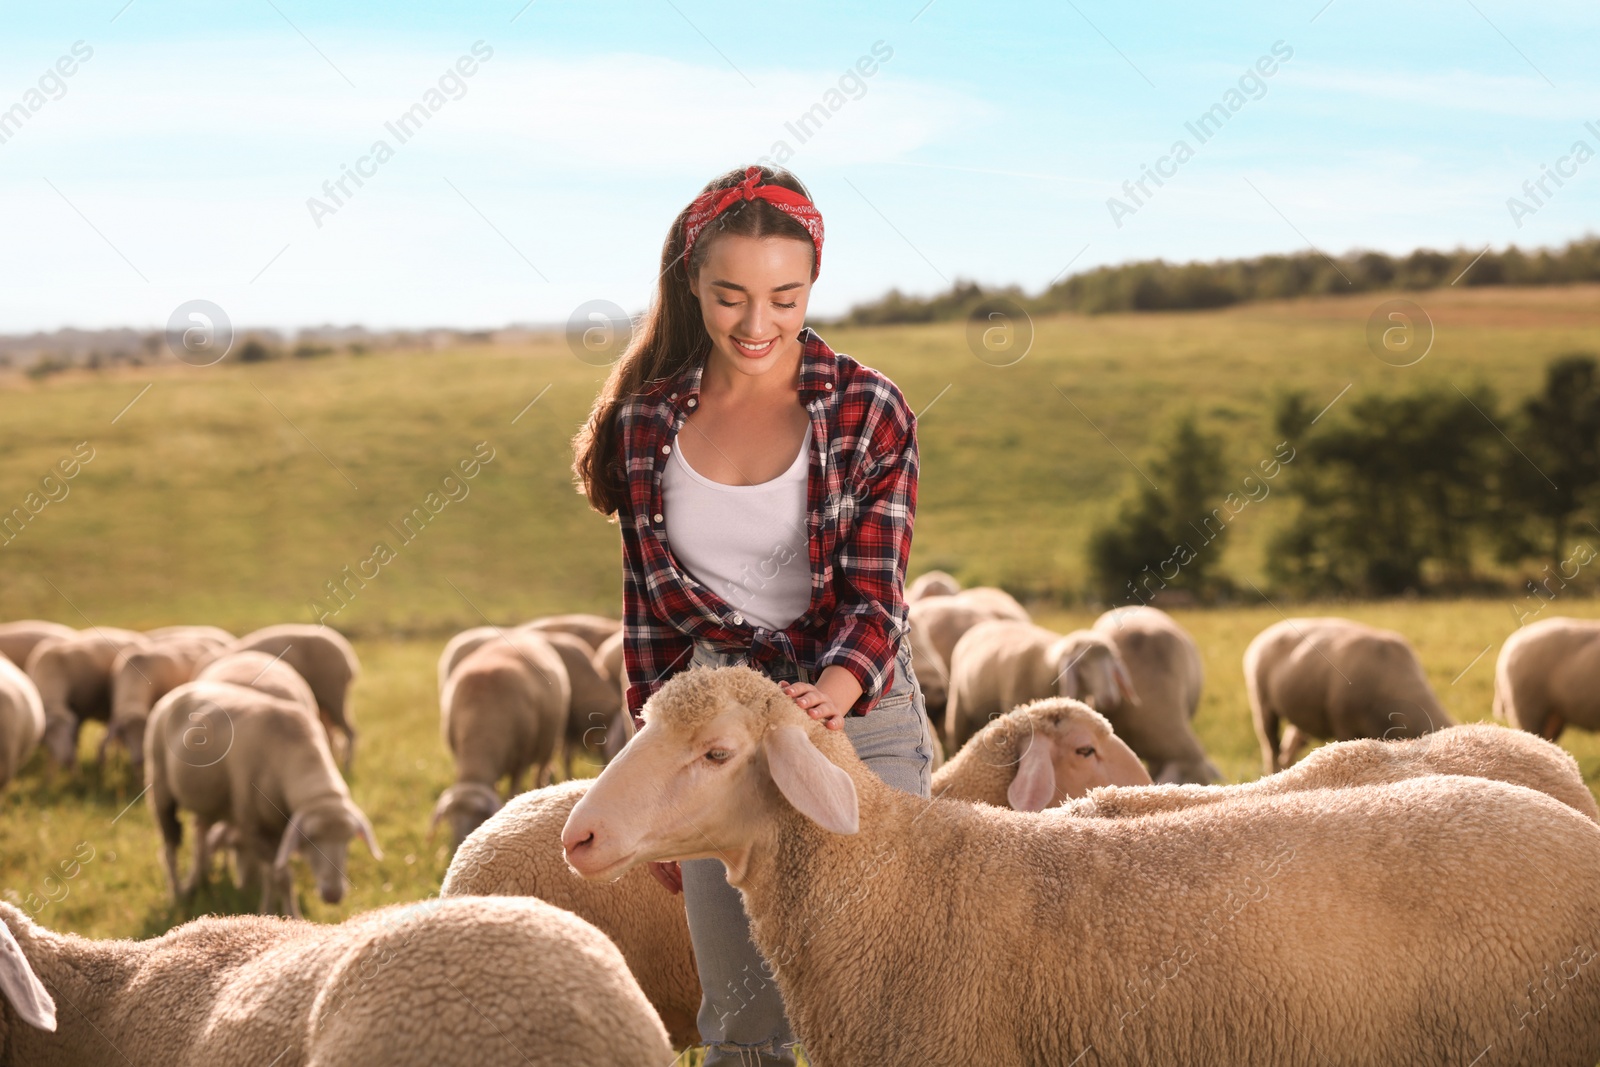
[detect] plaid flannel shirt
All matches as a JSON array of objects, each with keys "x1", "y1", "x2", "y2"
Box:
[{"x1": 615, "y1": 325, "x2": 918, "y2": 723}]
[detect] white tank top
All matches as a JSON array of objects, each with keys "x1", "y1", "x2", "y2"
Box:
[{"x1": 660, "y1": 428, "x2": 814, "y2": 631}]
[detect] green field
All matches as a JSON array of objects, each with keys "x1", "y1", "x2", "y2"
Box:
[{"x1": 4, "y1": 287, "x2": 1600, "y2": 1060}]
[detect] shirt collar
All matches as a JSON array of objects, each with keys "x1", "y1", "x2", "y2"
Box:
[{"x1": 658, "y1": 326, "x2": 837, "y2": 409}]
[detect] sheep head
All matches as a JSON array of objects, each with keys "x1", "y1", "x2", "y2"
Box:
[
  {"x1": 40, "y1": 712, "x2": 79, "y2": 772},
  {"x1": 275, "y1": 799, "x2": 382, "y2": 904},
  {"x1": 1051, "y1": 632, "x2": 1138, "y2": 711},
  {"x1": 564, "y1": 666, "x2": 858, "y2": 886},
  {"x1": 430, "y1": 782, "x2": 503, "y2": 848},
  {"x1": 1006, "y1": 698, "x2": 1153, "y2": 810}
]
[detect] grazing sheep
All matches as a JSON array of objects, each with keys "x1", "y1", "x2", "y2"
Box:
[
  {"x1": 945, "y1": 619, "x2": 1134, "y2": 752},
  {"x1": 542, "y1": 630, "x2": 622, "y2": 779},
  {"x1": 0, "y1": 620, "x2": 74, "y2": 669},
  {"x1": 442, "y1": 778, "x2": 701, "y2": 1049},
  {"x1": 933, "y1": 698, "x2": 1151, "y2": 810},
  {"x1": 523, "y1": 612, "x2": 622, "y2": 652},
  {"x1": 909, "y1": 587, "x2": 1030, "y2": 667},
  {"x1": 1071, "y1": 722, "x2": 1600, "y2": 822},
  {"x1": 145, "y1": 680, "x2": 381, "y2": 916},
  {"x1": 105, "y1": 631, "x2": 232, "y2": 771},
  {"x1": 432, "y1": 631, "x2": 570, "y2": 847},
  {"x1": 906, "y1": 569, "x2": 960, "y2": 601},
  {"x1": 0, "y1": 895, "x2": 673, "y2": 1066},
  {"x1": 209, "y1": 625, "x2": 361, "y2": 772},
  {"x1": 196, "y1": 650, "x2": 319, "y2": 713},
  {"x1": 1494, "y1": 616, "x2": 1600, "y2": 741},
  {"x1": 25, "y1": 627, "x2": 146, "y2": 770},
  {"x1": 0, "y1": 657, "x2": 45, "y2": 788},
  {"x1": 1091, "y1": 605, "x2": 1219, "y2": 784},
  {"x1": 1245, "y1": 616, "x2": 1454, "y2": 774},
  {"x1": 565, "y1": 665, "x2": 1600, "y2": 1066}
]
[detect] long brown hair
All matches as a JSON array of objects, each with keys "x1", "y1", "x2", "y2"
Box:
[{"x1": 571, "y1": 164, "x2": 818, "y2": 517}]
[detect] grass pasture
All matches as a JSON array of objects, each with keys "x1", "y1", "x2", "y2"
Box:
[{"x1": 3, "y1": 286, "x2": 1600, "y2": 1061}]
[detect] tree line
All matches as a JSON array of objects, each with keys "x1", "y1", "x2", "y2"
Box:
[
  {"x1": 826, "y1": 236, "x2": 1600, "y2": 326},
  {"x1": 1088, "y1": 354, "x2": 1600, "y2": 605}
]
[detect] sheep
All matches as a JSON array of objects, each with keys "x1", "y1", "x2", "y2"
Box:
[
  {"x1": 104, "y1": 630, "x2": 232, "y2": 771},
  {"x1": 442, "y1": 778, "x2": 702, "y2": 1049},
  {"x1": 523, "y1": 612, "x2": 622, "y2": 652},
  {"x1": 25, "y1": 627, "x2": 146, "y2": 770},
  {"x1": 932, "y1": 697, "x2": 1151, "y2": 810},
  {"x1": 906, "y1": 569, "x2": 960, "y2": 600},
  {"x1": 944, "y1": 618, "x2": 1134, "y2": 752},
  {"x1": 909, "y1": 586, "x2": 1029, "y2": 667},
  {"x1": 1245, "y1": 616, "x2": 1455, "y2": 774},
  {"x1": 565, "y1": 664, "x2": 1600, "y2": 1066},
  {"x1": 437, "y1": 624, "x2": 498, "y2": 693},
  {"x1": 208, "y1": 624, "x2": 361, "y2": 771},
  {"x1": 0, "y1": 657, "x2": 45, "y2": 789},
  {"x1": 0, "y1": 620, "x2": 74, "y2": 669},
  {"x1": 542, "y1": 630, "x2": 622, "y2": 779},
  {"x1": 1091, "y1": 605, "x2": 1219, "y2": 784},
  {"x1": 905, "y1": 614, "x2": 949, "y2": 719},
  {"x1": 1070, "y1": 721, "x2": 1600, "y2": 823},
  {"x1": 1494, "y1": 616, "x2": 1600, "y2": 741},
  {"x1": 145, "y1": 680, "x2": 381, "y2": 916},
  {"x1": 0, "y1": 895, "x2": 673, "y2": 1065},
  {"x1": 431, "y1": 630, "x2": 570, "y2": 847}
]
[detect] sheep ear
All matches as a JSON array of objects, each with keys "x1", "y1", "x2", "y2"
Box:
[
  {"x1": 273, "y1": 812, "x2": 304, "y2": 873},
  {"x1": 0, "y1": 920, "x2": 55, "y2": 1033},
  {"x1": 1007, "y1": 734, "x2": 1058, "y2": 812},
  {"x1": 350, "y1": 804, "x2": 384, "y2": 861},
  {"x1": 1057, "y1": 657, "x2": 1080, "y2": 700},
  {"x1": 427, "y1": 792, "x2": 452, "y2": 841},
  {"x1": 766, "y1": 724, "x2": 858, "y2": 835},
  {"x1": 1110, "y1": 656, "x2": 1141, "y2": 707}
]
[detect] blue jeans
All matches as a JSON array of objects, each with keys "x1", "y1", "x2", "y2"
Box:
[{"x1": 680, "y1": 638, "x2": 933, "y2": 1065}]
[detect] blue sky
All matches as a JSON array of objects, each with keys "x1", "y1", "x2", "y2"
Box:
[{"x1": 1, "y1": 0, "x2": 1596, "y2": 332}]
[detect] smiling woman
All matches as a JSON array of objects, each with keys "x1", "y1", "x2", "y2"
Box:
[{"x1": 570, "y1": 163, "x2": 933, "y2": 1065}]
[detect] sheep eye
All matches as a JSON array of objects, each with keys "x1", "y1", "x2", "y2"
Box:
[
  {"x1": 706, "y1": 748, "x2": 731, "y2": 764},
  {"x1": 1076, "y1": 746, "x2": 1097, "y2": 758}
]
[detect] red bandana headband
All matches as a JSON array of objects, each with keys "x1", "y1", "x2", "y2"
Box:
[{"x1": 681, "y1": 165, "x2": 825, "y2": 281}]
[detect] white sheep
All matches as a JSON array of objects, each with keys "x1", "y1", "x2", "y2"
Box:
[
  {"x1": 0, "y1": 657, "x2": 45, "y2": 789},
  {"x1": 0, "y1": 895, "x2": 673, "y2": 1065},
  {"x1": 432, "y1": 630, "x2": 570, "y2": 847},
  {"x1": 442, "y1": 778, "x2": 702, "y2": 1049},
  {"x1": 437, "y1": 624, "x2": 498, "y2": 693},
  {"x1": 908, "y1": 586, "x2": 1029, "y2": 668},
  {"x1": 104, "y1": 630, "x2": 231, "y2": 771},
  {"x1": 565, "y1": 664, "x2": 1600, "y2": 1066},
  {"x1": 196, "y1": 650, "x2": 320, "y2": 713},
  {"x1": 1494, "y1": 616, "x2": 1600, "y2": 741},
  {"x1": 523, "y1": 612, "x2": 622, "y2": 652},
  {"x1": 206, "y1": 624, "x2": 361, "y2": 771},
  {"x1": 0, "y1": 620, "x2": 74, "y2": 669},
  {"x1": 542, "y1": 630, "x2": 622, "y2": 779},
  {"x1": 906, "y1": 569, "x2": 960, "y2": 600},
  {"x1": 25, "y1": 627, "x2": 146, "y2": 771},
  {"x1": 1071, "y1": 721, "x2": 1600, "y2": 822},
  {"x1": 145, "y1": 679, "x2": 381, "y2": 916},
  {"x1": 933, "y1": 697, "x2": 1151, "y2": 810},
  {"x1": 1245, "y1": 616, "x2": 1455, "y2": 773},
  {"x1": 1091, "y1": 605, "x2": 1219, "y2": 783},
  {"x1": 945, "y1": 618, "x2": 1134, "y2": 752}
]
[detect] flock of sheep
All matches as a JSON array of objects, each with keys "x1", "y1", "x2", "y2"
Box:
[{"x1": 1, "y1": 582, "x2": 1600, "y2": 1063}]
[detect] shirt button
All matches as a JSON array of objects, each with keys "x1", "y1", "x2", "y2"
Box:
[
  {"x1": 661, "y1": 445, "x2": 671, "y2": 455},
  {"x1": 670, "y1": 392, "x2": 678, "y2": 400},
  {"x1": 824, "y1": 382, "x2": 833, "y2": 390},
  {"x1": 687, "y1": 397, "x2": 698, "y2": 407},
  {"x1": 653, "y1": 513, "x2": 664, "y2": 523},
  {"x1": 732, "y1": 614, "x2": 744, "y2": 625}
]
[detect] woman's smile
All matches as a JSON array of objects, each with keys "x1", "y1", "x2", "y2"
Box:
[{"x1": 732, "y1": 335, "x2": 778, "y2": 359}]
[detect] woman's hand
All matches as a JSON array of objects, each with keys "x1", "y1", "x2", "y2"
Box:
[
  {"x1": 648, "y1": 861, "x2": 682, "y2": 894},
  {"x1": 781, "y1": 666, "x2": 861, "y2": 731}
]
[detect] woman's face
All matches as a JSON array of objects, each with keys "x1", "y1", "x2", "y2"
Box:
[{"x1": 689, "y1": 233, "x2": 813, "y2": 381}]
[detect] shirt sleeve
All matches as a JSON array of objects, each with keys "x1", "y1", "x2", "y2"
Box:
[
  {"x1": 619, "y1": 503, "x2": 696, "y2": 726},
  {"x1": 816, "y1": 394, "x2": 918, "y2": 714}
]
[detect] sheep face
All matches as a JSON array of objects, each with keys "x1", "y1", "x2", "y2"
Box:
[
  {"x1": 1052, "y1": 636, "x2": 1137, "y2": 711},
  {"x1": 108, "y1": 716, "x2": 148, "y2": 771},
  {"x1": 565, "y1": 667, "x2": 859, "y2": 885},
  {"x1": 277, "y1": 801, "x2": 382, "y2": 905},
  {"x1": 430, "y1": 783, "x2": 503, "y2": 848}
]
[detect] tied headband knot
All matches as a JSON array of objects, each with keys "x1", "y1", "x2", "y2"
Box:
[{"x1": 681, "y1": 166, "x2": 824, "y2": 281}]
